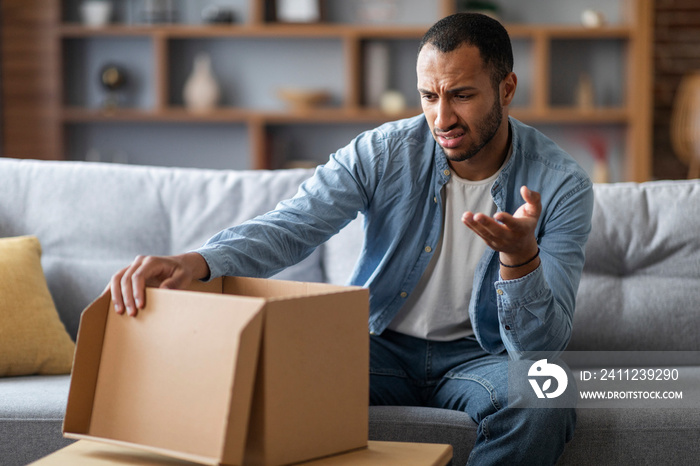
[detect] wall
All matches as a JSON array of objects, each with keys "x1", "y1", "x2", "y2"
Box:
[{"x1": 654, "y1": 0, "x2": 700, "y2": 179}]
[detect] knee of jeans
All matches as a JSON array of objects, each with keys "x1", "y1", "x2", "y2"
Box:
[{"x1": 438, "y1": 372, "x2": 504, "y2": 416}]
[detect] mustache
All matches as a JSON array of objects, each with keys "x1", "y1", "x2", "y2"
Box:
[{"x1": 434, "y1": 124, "x2": 466, "y2": 135}]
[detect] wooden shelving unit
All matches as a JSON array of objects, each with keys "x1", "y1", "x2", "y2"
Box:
[
  {"x1": 56, "y1": 19, "x2": 438, "y2": 169},
  {"x1": 32, "y1": 0, "x2": 653, "y2": 179}
]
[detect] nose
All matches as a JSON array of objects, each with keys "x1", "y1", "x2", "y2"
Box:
[{"x1": 434, "y1": 98, "x2": 457, "y2": 132}]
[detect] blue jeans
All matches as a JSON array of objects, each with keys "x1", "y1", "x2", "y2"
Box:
[{"x1": 370, "y1": 330, "x2": 576, "y2": 466}]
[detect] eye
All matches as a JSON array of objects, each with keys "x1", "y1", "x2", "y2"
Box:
[
  {"x1": 455, "y1": 94, "x2": 474, "y2": 102},
  {"x1": 420, "y1": 92, "x2": 437, "y2": 102}
]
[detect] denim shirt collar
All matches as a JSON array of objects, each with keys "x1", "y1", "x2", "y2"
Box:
[{"x1": 491, "y1": 117, "x2": 519, "y2": 212}]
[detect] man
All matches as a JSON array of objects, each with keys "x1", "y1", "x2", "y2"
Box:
[{"x1": 111, "y1": 13, "x2": 593, "y2": 465}]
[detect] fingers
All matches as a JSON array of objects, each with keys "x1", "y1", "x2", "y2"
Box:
[
  {"x1": 110, "y1": 266, "x2": 128, "y2": 315},
  {"x1": 109, "y1": 255, "x2": 162, "y2": 317},
  {"x1": 493, "y1": 211, "x2": 518, "y2": 229},
  {"x1": 462, "y1": 211, "x2": 504, "y2": 248},
  {"x1": 521, "y1": 185, "x2": 539, "y2": 203},
  {"x1": 130, "y1": 256, "x2": 150, "y2": 314},
  {"x1": 108, "y1": 254, "x2": 198, "y2": 317},
  {"x1": 120, "y1": 255, "x2": 147, "y2": 317},
  {"x1": 520, "y1": 186, "x2": 542, "y2": 217}
]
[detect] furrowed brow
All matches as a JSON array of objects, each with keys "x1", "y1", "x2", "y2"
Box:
[
  {"x1": 447, "y1": 86, "x2": 478, "y2": 94},
  {"x1": 417, "y1": 86, "x2": 478, "y2": 95}
]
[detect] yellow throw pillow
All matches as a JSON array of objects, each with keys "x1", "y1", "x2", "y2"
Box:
[{"x1": 0, "y1": 236, "x2": 75, "y2": 376}]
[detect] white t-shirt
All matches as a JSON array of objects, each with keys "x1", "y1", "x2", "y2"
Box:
[{"x1": 388, "y1": 156, "x2": 509, "y2": 341}]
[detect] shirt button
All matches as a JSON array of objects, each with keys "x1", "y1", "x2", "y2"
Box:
[
  {"x1": 400, "y1": 291, "x2": 408, "y2": 298},
  {"x1": 370, "y1": 331, "x2": 377, "y2": 336},
  {"x1": 505, "y1": 325, "x2": 511, "y2": 331},
  {"x1": 496, "y1": 289, "x2": 504, "y2": 295},
  {"x1": 443, "y1": 169, "x2": 451, "y2": 176},
  {"x1": 424, "y1": 246, "x2": 432, "y2": 253},
  {"x1": 433, "y1": 196, "x2": 438, "y2": 203}
]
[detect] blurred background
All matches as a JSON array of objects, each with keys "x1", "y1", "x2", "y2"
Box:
[{"x1": 1, "y1": 0, "x2": 698, "y2": 181}]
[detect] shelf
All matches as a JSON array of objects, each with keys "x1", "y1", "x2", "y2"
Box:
[
  {"x1": 49, "y1": 0, "x2": 653, "y2": 179},
  {"x1": 57, "y1": 23, "x2": 430, "y2": 39},
  {"x1": 62, "y1": 107, "x2": 249, "y2": 123},
  {"x1": 62, "y1": 106, "x2": 629, "y2": 125},
  {"x1": 258, "y1": 108, "x2": 423, "y2": 123},
  {"x1": 61, "y1": 107, "x2": 423, "y2": 124},
  {"x1": 507, "y1": 24, "x2": 633, "y2": 39},
  {"x1": 58, "y1": 23, "x2": 634, "y2": 40},
  {"x1": 511, "y1": 107, "x2": 630, "y2": 123}
]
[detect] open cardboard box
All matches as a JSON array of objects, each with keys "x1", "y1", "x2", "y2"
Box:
[{"x1": 63, "y1": 277, "x2": 370, "y2": 466}]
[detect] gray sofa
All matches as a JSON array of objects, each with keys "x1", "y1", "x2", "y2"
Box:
[{"x1": 1, "y1": 157, "x2": 699, "y2": 465}]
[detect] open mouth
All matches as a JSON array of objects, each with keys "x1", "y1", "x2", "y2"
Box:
[{"x1": 436, "y1": 130, "x2": 465, "y2": 149}]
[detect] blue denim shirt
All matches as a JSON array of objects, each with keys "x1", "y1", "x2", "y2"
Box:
[{"x1": 197, "y1": 115, "x2": 593, "y2": 358}]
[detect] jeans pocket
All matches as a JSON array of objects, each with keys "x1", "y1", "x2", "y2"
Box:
[
  {"x1": 370, "y1": 366, "x2": 408, "y2": 378},
  {"x1": 443, "y1": 371, "x2": 504, "y2": 412}
]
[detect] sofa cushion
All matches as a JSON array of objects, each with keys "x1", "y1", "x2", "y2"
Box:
[
  {"x1": 570, "y1": 180, "x2": 700, "y2": 351},
  {"x1": 0, "y1": 375, "x2": 74, "y2": 466},
  {"x1": 369, "y1": 406, "x2": 476, "y2": 465},
  {"x1": 0, "y1": 236, "x2": 75, "y2": 376},
  {"x1": 559, "y1": 407, "x2": 700, "y2": 464}
]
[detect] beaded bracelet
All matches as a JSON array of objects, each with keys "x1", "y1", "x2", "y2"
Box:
[{"x1": 499, "y1": 247, "x2": 540, "y2": 268}]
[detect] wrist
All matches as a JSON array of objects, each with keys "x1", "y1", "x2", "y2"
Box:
[
  {"x1": 499, "y1": 247, "x2": 539, "y2": 268},
  {"x1": 180, "y1": 252, "x2": 211, "y2": 281},
  {"x1": 498, "y1": 245, "x2": 541, "y2": 280}
]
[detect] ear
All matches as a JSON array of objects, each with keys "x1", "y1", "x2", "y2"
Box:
[{"x1": 501, "y1": 72, "x2": 517, "y2": 106}]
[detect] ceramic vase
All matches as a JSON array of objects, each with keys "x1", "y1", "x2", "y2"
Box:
[
  {"x1": 183, "y1": 53, "x2": 220, "y2": 112},
  {"x1": 81, "y1": 0, "x2": 113, "y2": 27},
  {"x1": 577, "y1": 74, "x2": 595, "y2": 111},
  {"x1": 364, "y1": 41, "x2": 390, "y2": 107}
]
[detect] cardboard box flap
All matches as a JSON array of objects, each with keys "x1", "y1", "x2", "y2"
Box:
[
  {"x1": 65, "y1": 288, "x2": 265, "y2": 465},
  {"x1": 187, "y1": 276, "x2": 224, "y2": 294},
  {"x1": 222, "y1": 276, "x2": 356, "y2": 300},
  {"x1": 63, "y1": 291, "x2": 112, "y2": 435}
]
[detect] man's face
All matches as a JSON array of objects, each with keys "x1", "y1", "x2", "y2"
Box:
[{"x1": 417, "y1": 43, "x2": 506, "y2": 164}]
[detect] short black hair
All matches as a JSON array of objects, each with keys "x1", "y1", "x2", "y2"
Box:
[{"x1": 419, "y1": 13, "x2": 513, "y2": 88}]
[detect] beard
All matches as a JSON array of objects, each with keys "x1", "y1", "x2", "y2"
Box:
[{"x1": 437, "y1": 95, "x2": 503, "y2": 163}]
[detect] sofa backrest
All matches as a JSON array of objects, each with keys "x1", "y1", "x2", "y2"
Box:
[
  {"x1": 0, "y1": 159, "x2": 318, "y2": 340},
  {"x1": 3, "y1": 158, "x2": 698, "y2": 351},
  {"x1": 568, "y1": 180, "x2": 700, "y2": 351}
]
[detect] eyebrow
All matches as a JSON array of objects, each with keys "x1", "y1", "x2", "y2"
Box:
[{"x1": 417, "y1": 86, "x2": 479, "y2": 94}]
